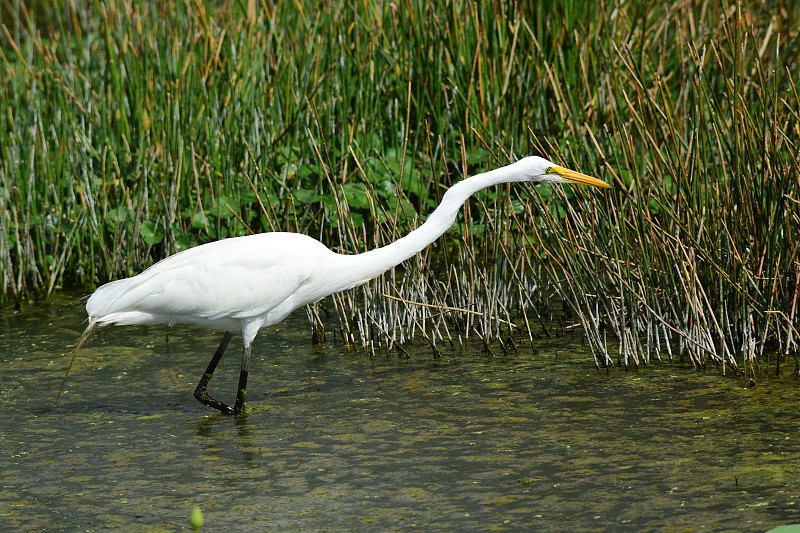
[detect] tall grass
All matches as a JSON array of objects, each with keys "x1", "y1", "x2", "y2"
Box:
[
  {"x1": 1, "y1": 1, "x2": 798, "y2": 372},
  {"x1": 527, "y1": 4, "x2": 800, "y2": 373}
]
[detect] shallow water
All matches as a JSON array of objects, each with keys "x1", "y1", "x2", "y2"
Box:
[{"x1": 1, "y1": 294, "x2": 799, "y2": 532}]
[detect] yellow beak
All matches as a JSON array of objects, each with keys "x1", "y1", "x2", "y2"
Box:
[{"x1": 550, "y1": 166, "x2": 613, "y2": 188}]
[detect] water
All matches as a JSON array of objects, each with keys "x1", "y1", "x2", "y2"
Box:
[{"x1": 1, "y1": 293, "x2": 799, "y2": 532}]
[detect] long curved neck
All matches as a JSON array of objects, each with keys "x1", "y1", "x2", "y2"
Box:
[{"x1": 342, "y1": 162, "x2": 523, "y2": 284}]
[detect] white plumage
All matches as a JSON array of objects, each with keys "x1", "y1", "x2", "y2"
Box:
[
  {"x1": 87, "y1": 233, "x2": 338, "y2": 334},
  {"x1": 66, "y1": 156, "x2": 611, "y2": 415}
]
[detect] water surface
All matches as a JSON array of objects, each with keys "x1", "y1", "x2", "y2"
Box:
[{"x1": 1, "y1": 294, "x2": 798, "y2": 531}]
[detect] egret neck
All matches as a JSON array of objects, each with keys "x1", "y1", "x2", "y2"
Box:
[{"x1": 341, "y1": 162, "x2": 524, "y2": 287}]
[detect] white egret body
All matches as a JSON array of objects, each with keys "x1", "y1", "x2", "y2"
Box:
[{"x1": 70, "y1": 157, "x2": 611, "y2": 415}]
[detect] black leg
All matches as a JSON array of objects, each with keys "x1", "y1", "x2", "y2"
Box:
[
  {"x1": 194, "y1": 331, "x2": 235, "y2": 414},
  {"x1": 233, "y1": 343, "x2": 252, "y2": 416}
]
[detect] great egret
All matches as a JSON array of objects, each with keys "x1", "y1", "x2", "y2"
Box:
[{"x1": 66, "y1": 156, "x2": 611, "y2": 415}]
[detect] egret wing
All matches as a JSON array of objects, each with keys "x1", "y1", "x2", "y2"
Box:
[{"x1": 87, "y1": 233, "x2": 335, "y2": 326}]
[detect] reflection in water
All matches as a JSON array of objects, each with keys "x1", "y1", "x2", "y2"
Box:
[{"x1": 1, "y1": 293, "x2": 799, "y2": 531}]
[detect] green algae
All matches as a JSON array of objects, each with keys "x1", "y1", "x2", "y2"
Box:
[{"x1": 1, "y1": 294, "x2": 798, "y2": 531}]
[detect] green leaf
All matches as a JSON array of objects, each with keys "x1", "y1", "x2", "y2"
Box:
[
  {"x1": 174, "y1": 230, "x2": 196, "y2": 251},
  {"x1": 191, "y1": 212, "x2": 209, "y2": 229},
  {"x1": 216, "y1": 196, "x2": 236, "y2": 219},
  {"x1": 341, "y1": 183, "x2": 370, "y2": 210},
  {"x1": 293, "y1": 188, "x2": 319, "y2": 204},
  {"x1": 349, "y1": 212, "x2": 364, "y2": 227},
  {"x1": 107, "y1": 206, "x2": 128, "y2": 224},
  {"x1": 140, "y1": 220, "x2": 165, "y2": 245}
]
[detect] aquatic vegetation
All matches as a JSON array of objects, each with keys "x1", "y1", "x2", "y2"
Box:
[
  {"x1": 190, "y1": 505, "x2": 204, "y2": 532},
  {"x1": 1, "y1": 1, "x2": 798, "y2": 370},
  {"x1": 2, "y1": 300, "x2": 799, "y2": 530}
]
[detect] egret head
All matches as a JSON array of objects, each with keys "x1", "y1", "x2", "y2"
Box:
[{"x1": 514, "y1": 156, "x2": 612, "y2": 188}]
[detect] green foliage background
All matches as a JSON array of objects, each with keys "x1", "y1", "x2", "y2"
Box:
[{"x1": 2, "y1": 1, "x2": 799, "y2": 368}]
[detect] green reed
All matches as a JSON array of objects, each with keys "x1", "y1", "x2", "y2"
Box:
[{"x1": 1, "y1": 1, "x2": 798, "y2": 372}]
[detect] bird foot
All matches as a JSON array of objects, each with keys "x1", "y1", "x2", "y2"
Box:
[{"x1": 194, "y1": 381, "x2": 234, "y2": 415}]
